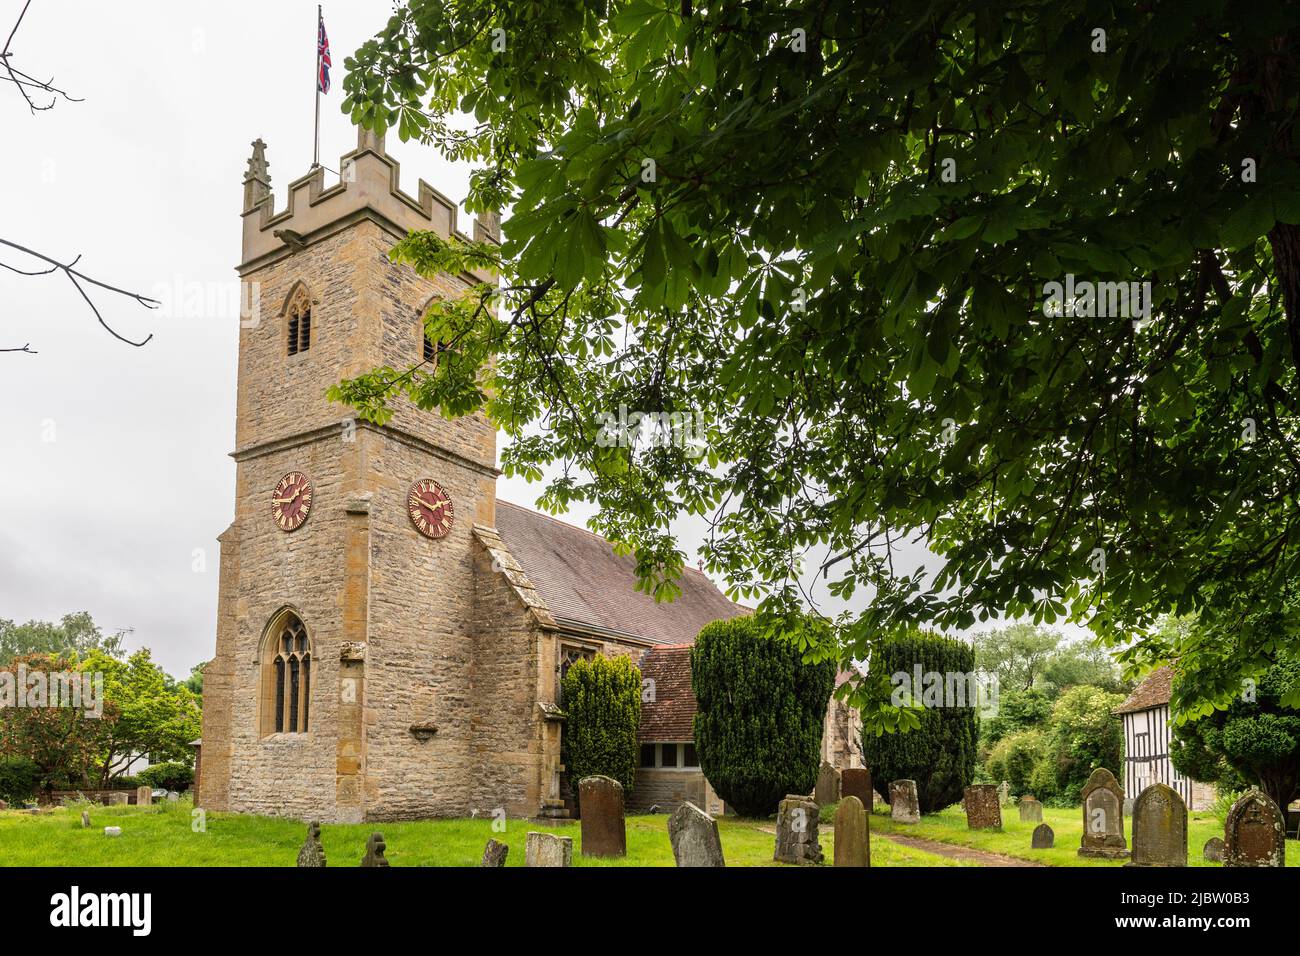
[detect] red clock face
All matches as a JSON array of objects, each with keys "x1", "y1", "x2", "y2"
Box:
[
  {"x1": 272, "y1": 472, "x2": 313, "y2": 531},
  {"x1": 407, "y1": 479, "x2": 454, "y2": 539}
]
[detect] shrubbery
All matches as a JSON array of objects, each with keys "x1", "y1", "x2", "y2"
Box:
[
  {"x1": 137, "y1": 761, "x2": 194, "y2": 792},
  {"x1": 560, "y1": 654, "x2": 642, "y2": 801},
  {"x1": 0, "y1": 757, "x2": 40, "y2": 804},
  {"x1": 985, "y1": 729, "x2": 1045, "y2": 796},
  {"x1": 692, "y1": 615, "x2": 837, "y2": 817}
]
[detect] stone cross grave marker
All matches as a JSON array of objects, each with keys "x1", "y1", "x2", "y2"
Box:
[{"x1": 997, "y1": 780, "x2": 1011, "y2": 806}]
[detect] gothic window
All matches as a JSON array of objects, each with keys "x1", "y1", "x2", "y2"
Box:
[
  {"x1": 286, "y1": 287, "x2": 312, "y2": 355},
  {"x1": 261, "y1": 612, "x2": 311, "y2": 735},
  {"x1": 557, "y1": 644, "x2": 596, "y2": 705}
]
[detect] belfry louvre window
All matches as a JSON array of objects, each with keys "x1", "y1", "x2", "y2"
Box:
[
  {"x1": 262, "y1": 614, "x2": 311, "y2": 735},
  {"x1": 287, "y1": 288, "x2": 312, "y2": 355}
]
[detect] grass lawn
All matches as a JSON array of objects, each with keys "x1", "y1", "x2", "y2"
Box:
[
  {"x1": 0, "y1": 799, "x2": 960, "y2": 867},
  {"x1": 870, "y1": 802, "x2": 1300, "y2": 867}
]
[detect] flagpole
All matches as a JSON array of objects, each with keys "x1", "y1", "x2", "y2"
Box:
[{"x1": 313, "y1": 4, "x2": 322, "y2": 168}]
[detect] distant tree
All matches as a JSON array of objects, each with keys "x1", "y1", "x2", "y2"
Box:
[
  {"x1": 981, "y1": 687, "x2": 1054, "y2": 750},
  {"x1": 692, "y1": 615, "x2": 836, "y2": 817},
  {"x1": 1040, "y1": 640, "x2": 1131, "y2": 696},
  {"x1": 560, "y1": 654, "x2": 642, "y2": 801},
  {"x1": 183, "y1": 661, "x2": 206, "y2": 704},
  {"x1": 972, "y1": 625, "x2": 1062, "y2": 693},
  {"x1": 0, "y1": 653, "x2": 113, "y2": 790},
  {"x1": 1171, "y1": 657, "x2": 1300, "y2": 811},
  {"x1": 1035, "y1": 685, "x2": 1127, "y2": 803},
  {"x1": 861, "y1": 630, "x2": 979, "y2": 813},
  {"x1": 0, "y1": 613, "x2": 127, "y2": 667}
]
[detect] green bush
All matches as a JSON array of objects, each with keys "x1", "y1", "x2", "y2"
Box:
[
  {"x1": 0, "y1": 757, "x2": 41, "y2": 804},
  {"x1": 861, "y1": 630, "x2": 979, "y2": 813},
  {"x1": 560, "y1": 654, "x2": 642, "y2": 802},
  {"x1": 137, "y1": 761, "x2": 194, "y2": 792},
  {"x1": 985, "y1": 729, "x2": 1045, "y2": 796},
  {"x1": 692, "y1": 615, "x2": 837, "y2": 817},
  {"x1": 1037, "y1": 685, "x2": 1126, "y2": 803}
]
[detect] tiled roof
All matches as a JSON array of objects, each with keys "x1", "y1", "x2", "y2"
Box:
[
  {"x1": 637, "y1": 644, "x2": 696, "y2": 741},
  {"x1": 494, "y1": 499, "x2": 748, "y2": 645},
  {"x1": 1114, "y1": 666, "x2": 1173, "y2": 714}
]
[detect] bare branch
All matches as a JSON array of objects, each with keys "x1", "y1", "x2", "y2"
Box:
[
  {"x1": 0, "y1": 343, "x2": 36, "y2": 353},
  {"x1": 1, "y1": 0, "x2": 82, "y2": 111}
]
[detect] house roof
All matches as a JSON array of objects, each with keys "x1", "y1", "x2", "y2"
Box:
[
  {"x1": 1114, "y1": 666, "x2": 1174, "y2": 715},
  {"x1": 637, "y1": 644, "x2": 697, "y2": 741},
  {"x1": 494, "y1": 499, "x2": 748, "y2": 646}
]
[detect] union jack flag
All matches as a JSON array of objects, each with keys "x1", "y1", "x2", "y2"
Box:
[{"x1": 317, "y1": 15, "x2": 331, "y2": 94}]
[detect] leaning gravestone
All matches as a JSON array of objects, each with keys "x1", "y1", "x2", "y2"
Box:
[
  {"x1": 135, "y1": 786, "x2": 152, "y2": 807},
  {"x1": 668, "y1": 802, "x2": 725, "y2": 867},
  {"x1": 1224, "y1": 788, "x2": 1285, "y2": 867},
  {"x1": 815, "y1": 762, "x2": 841, "y2": 806},
  {"x1": 480, "y1": 838, "x2": 509, "y2": 867},
  {"x1": 1078, "y1": 767, "x2": 1128, "y2": 859},
  {"x1": 297, "y1": 821, "x2": 327, "y2": 867},
  {"x1": 578, "y1": 775, "x2": 626, "y2": 858},
  {"x1": 1032, "y1": 823, "x2": 1054, "y2": 849},
  {"x1": 889, "y1": 780, "x2": 921, "y2": 823},
  {"x1": 774, "y1": 794, "x2": 823, "y2": 865},
  {"x1": 360, "y1": 832, "x2": 390, "y2": 867},
  {"x1": 833, "y1": 795, "x2": 870, "y2": 867},
  {"x1": 525, "y1": 831, "x2": 572, "y2": 867},
  {"x1": 1203, "y1": 836, "x2": 1225, "y2": 863},
  {"x1": 1018, "y1": 797, "x2": 1044, "y2": 823},
  {"x1": 1127, "y1": 782, "x2": 1187, "y2": 867},
  {"x1": 964, "y1": 784, "x2": 1002, "y2": 829},
  {"x1": 841, "y1": 768, "x2": 872, "y2": 808},
  {"x1": 997, "y1": 781, "x2": 1011, "y2": 806}
]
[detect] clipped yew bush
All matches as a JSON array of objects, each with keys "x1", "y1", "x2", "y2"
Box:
[
  {"x1": 560, "y1": 654, "x2": 642, "y2": 801},
  {"x1": 691, "y1": 615, "x2": 837, "y2": 817}
]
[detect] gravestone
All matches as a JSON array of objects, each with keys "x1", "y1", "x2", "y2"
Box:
[
  {"x1": 774, "y1": 794, "x2": 823, "y2": 865},
  {"x1": 578, "y1": 775, "x2": 626, "y2": 857},
  {"x1": 668, "y1": 802, "x2": 725, "y2": 867},
  {"x1": 833, "y1": 795, "x2": 870, "y2": 867},
  {"x1": 525, "y1": 831, "x2": 573, "y2": 867},
  {"x1": 166, "y1": 791, "x2": 179, "y2": 803},
  {"x1": 135, "y1": 786, "x2": 152, "y2": 807},
  {"x1": 841, "y1": 768, "x2": 872, "y2": 808},
  {"x1": 360, "y1": 832, "x2": 389, "y2": 867},
  {"x1": 480, "y1": 838, "x2": 509, "y2": 867},
  {"x1": 889, "y1": 780, "x2": 920, "y2": 824},
  {"x1": 1078, "y1": 768, "x2": 1128, "y2": 859},
  {"x1": 0, "y1": 799, "x2": 7, "y2": 810},
  {"x1": 1224, "y1": 789, "x2": 1285, "y2": 867},
  {"x1": 1018, "y1": 797, "x2": 1044, "y2": 823},
  {"x1": 106, "y1": 792, "x2": 128, "y2": 806},
  {"x1": 1202, "y1": 837, "x2": 1225, "y2": 863},
  {"x1": 815, "y1": 762, "x2": 841, "y2": 806},
  {"x1": 103, "y1": 826, "x2": 122, "y2": 837},
  {"x1": 1032, "y1": 823, "x2": 1054, "y2": 848},
  {"x1": 997, "y1": 781, "x2": 1011, "y2": 806},
  {"x1": 1127, "y1": 782, "x2": 1187, "y2": 867},
  {"x1": 1123, "y1": 797, "x2": 1135, "y2": 816},
  {"x1": 297, "y1": 821, "x2": 327, "y2": 867},
  {"x1": 80, "y1": 810, "x2": 91, "y2": 829},
  {"x1": 964, "y1": 784, "x2": 1002, "y2": 830}
]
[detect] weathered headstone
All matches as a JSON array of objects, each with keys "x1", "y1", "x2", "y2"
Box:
[
  {"x1": 833, "y1": 795, "x2": 870, "y2": 867},
  {"x1": 1078, "y1": 767, "x2": 1128, "y2": 859},
  {"x1": 103, "y1": 826, "x2": 122, "y2": 837},
  {"x1": 997, "y1": 780, "x2": 1011, "y2": 806},
  {"x1": 963, "y1": 784, "x2": 1002, "y2": 830},
  {"x1": 815, "y1": 761, "x2": 841, "y2": 806},
  {"x1": 297, "y1": 821, "x2": 327, "y2": 867},
  {"x1": 1127, "y1": 782, "x2": 1187, "y2": 867},
  {"x1": 1202, "y1": 836, "x2": 1225, "y2": 863},
  {"x1": 166, "y1": 791, "x2": 179, "y2": 803},
  {"x1": 107, "y1": 792, "x2": 128, "y2": 806},
  {"x1": 1224, "y1": 788, "x2": 1285, "y2": 867},
  {"x1": 480, "y1": 838, "x2": 509, "y2": 867},
  {"x1": 1018, "y1": 796, "x2": 1044, "y2": 823},
  {"x1": 525, "y1": 831, "x2": 572, "y2": 867},
  {"x1": 135, "y1": 786, "x2": 152, "y2": 807},
  {"x1": 668, "y1": 802, "x2": 725, "y2": 867},
  {"x1": 841, "y1": 768, "x2": 872, "y2": 808},
  {"x1": 360, "y1": 832, "x2": 389, "y2": 867},
  {"x1": 1032, "y1": 823, "x2": 1054, "y2": 849},
  {"x1": 80, "y1": 810, "x2": 91, "y2": 829},
  {"x1": 1123, "y1": 797, "x2": 1135, "y2": 816},
  {"x1": 889, "y1": 780, "x2": 920, "y2": 824},
  {"x1": 774, "y1": 794, "x2": 823, "y2": 865},
  {"x1": 578, "y1": 775, "x2": 626, "y2": 858}
]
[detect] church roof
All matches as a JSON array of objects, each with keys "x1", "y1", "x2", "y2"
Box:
[
  {"x1": 636, "y1": 644, "x2": 697, "y2": 741},
  {"x1": 1114, "y1": 666, "x2": 1173, "y2": 714},
  {"x1": 494, "y1": 499, "x2": 748, "y2": 646}
]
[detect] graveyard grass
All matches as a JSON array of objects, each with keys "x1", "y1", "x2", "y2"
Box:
[
  {"x1": 869, "y1": 803, "x2": 1300, "y2": 867},
  {"x1": 0, "y1": 800, "x2": 963, "y2": 867}
]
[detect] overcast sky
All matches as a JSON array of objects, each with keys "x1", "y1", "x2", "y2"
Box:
[{"x1": 0, "y1": 1, "x2": 1079, "y2": 678}]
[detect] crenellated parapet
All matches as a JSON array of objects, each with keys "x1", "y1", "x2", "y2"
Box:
[{"x1": 238, "y1": 125, "x2": 498, "y2": 280}]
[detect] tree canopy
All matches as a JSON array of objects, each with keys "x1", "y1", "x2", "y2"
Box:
[
  {"x1": 0, "y1": 612, "x2": 127, "y2": 667},
  {"x1": 333, "y1": 1, "x2": 1300, "y2": 718}
]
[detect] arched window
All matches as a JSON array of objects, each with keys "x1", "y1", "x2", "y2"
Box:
[
  {"x1": 261, "y1": 612, "x2": 311, "y2": 735},
  {"x1": 286, "y1": 286, "x2": 312, "y2": 355}
]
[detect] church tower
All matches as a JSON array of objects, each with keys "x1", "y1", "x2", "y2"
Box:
[{"x1": 198, "y1": 127, "x2": 505, "y2": 822}]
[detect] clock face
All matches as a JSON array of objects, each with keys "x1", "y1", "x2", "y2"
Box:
[
  {"x1": 407, "y1": 479, "x2": 454, "y2": 539},
  {"x1": 272, "y1": 472, "x2": 313, "y2": 531}
]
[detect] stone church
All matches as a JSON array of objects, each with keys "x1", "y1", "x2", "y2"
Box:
[{"x1": 195, "y1": 127, "x2": 762, "y2": 823}]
